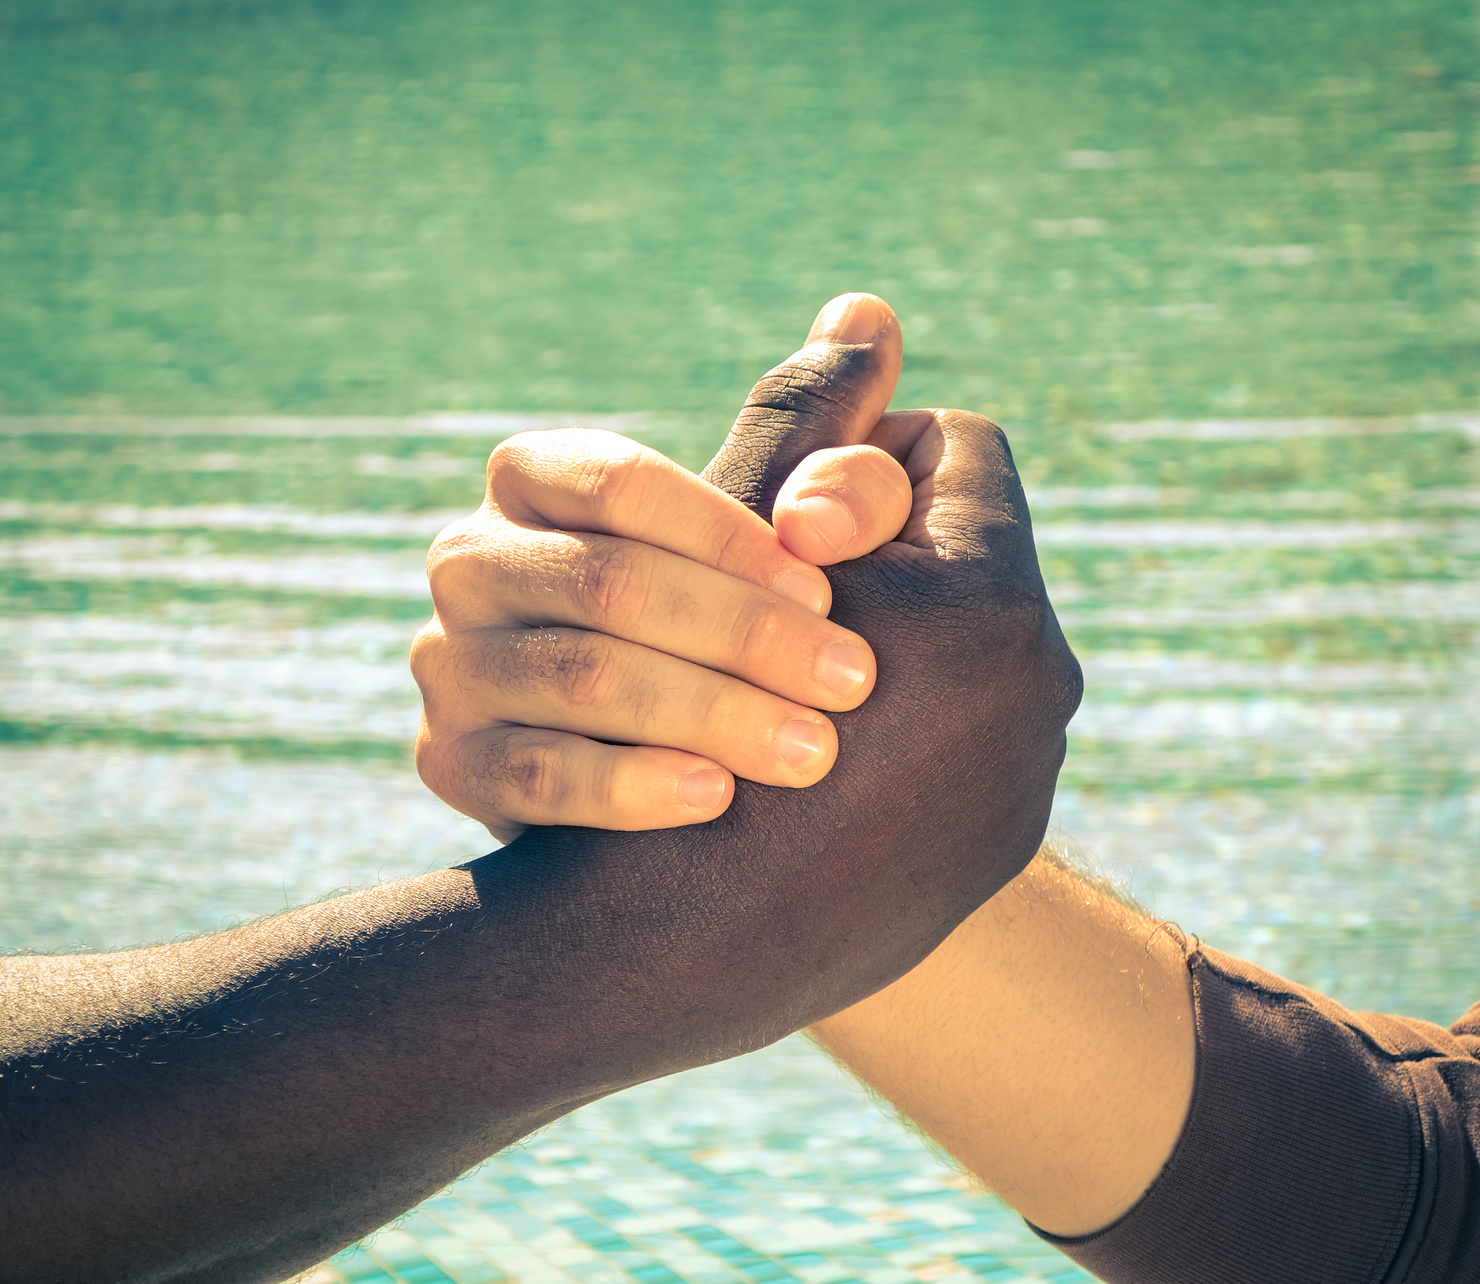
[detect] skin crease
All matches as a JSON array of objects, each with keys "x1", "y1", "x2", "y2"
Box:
[{"x1": 0, "y1": 297, "x2": 1081, "y2": 1283}]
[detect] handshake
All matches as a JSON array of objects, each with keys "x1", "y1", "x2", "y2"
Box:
[
  {"x1": 7, "y1": 296, "x2": 1461, "y2": 1284},
  {"x1": 410, "y1": 291, "x2": 1084, "y2": 1060}
]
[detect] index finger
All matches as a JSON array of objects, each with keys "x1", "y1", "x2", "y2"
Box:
[{"x1": 487, "y1": 427, "x2": 833, "y2": 616}]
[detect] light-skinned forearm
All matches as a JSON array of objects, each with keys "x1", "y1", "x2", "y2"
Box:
[{"x1": 811, "y1": 851, "x2": 1196, "y2": 1238}]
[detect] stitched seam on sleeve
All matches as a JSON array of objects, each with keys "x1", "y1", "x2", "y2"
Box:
[
  {"x1": 1196, "y1": 951, "x2": 1444, "y2": 1065},
  {"x1": 1382, "y1": 1063, "x2": 1431, "y2": 1284}
]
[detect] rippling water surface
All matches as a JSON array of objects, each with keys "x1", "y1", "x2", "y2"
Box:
[{"x1": 2, "y1": 1, "x2": 1476, "y2": 1281}]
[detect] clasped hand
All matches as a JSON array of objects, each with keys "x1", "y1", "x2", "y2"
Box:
[{"x1": 415, "y1": 295, "x2": 1082, "y2": 1007}]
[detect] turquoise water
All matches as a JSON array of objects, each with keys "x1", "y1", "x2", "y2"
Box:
[
  {"x1": 3, "y1": 0, "x2": 1475, "y2": 425},
  {"x1": 2, "y1": 2, "x2": 1477, "y2": 1282}
]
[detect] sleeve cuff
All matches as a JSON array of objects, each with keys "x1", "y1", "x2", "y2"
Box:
[{"x1": 1031, "y1": 946, "x2": 1424, "y2": 1284}]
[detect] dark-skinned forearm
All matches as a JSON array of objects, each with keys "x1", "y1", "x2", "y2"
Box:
[
  {"x1": 2, "y1": 863, "x2": 575, "y2": 1284},
  {"x1": 0, "y1": 842, "x2": 759, "y2": 1284},
  {"x1": 0, "y1": 762, "x2": 1038, "y2": 1284}
]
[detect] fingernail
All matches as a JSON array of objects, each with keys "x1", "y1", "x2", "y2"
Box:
[
  {"x1": 772, "y1": 568, "x2": 828, "y2": 615},
  {"x1": 679, "y1": 768, "x2": 727, "y2": 809},
  {"x1": 807, "y1": 293, "x2": 884, "y2": 345},
  {"x1": 798, "y1": 493, "x2": 856, "y2": 552},
  {"x1": 777, "y1": 718, "x2": 828, "y2": 768},
  {"x1": 816, "y1": 642, "x2": 869, "y2": 696}
]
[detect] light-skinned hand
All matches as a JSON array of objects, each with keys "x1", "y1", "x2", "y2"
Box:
[{"x1": 411, "y1": 295, "x2": 914, "y2": 841}]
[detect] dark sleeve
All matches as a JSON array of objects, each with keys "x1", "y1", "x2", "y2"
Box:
[{"x1": 1033, "y1": 946, "x2": 1480, "y2": 1284}]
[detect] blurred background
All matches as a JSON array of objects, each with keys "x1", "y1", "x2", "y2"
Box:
[{"x1": 1, "y1": 1, "x2": 1475, "y2": 1281}]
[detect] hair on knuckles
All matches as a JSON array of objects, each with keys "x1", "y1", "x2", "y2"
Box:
[
  {"x1": 463, "y1": 727, "x2": 565, "y2": 821},
  {"x1": 568, "y1": 538, "x2": 654, "y2": 632},
  {"x1": 543, "y1": 631, "x2": 623, "y2": 713}
]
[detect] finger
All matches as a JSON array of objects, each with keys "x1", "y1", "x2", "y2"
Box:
[
  {"x1": 865, "y1": 409, "x2": 1039, "y2": 561},
  {"x1": 424, "y1": 626, "x2": 841, "y2": 788},
  {"x1": 859, "y1": 409, "x2": 946, "y2": 550},
  {"x1": 702, "y1": 292, "x2": 903, "y2": 519},
  {"x1": 487, "y1": 427, "x2": 831, "y2": 615},
  {"x1": 427, "y1": 531, "x2": 877, "y2": 711},
  {"x1": 418, "y1": 723, "x2": 736, "y2": 842},
  {"x1": 772, "y1": 445, "x2": 913, "y2": 566}
]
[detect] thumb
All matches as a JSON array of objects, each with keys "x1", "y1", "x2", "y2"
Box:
[{"x1": 702, "y1": 293, "x2": 903, "y2": 519}]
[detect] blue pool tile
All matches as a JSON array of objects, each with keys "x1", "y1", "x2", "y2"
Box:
[
  {"x1": 582, "y1": 1197, "x2": 638, "y2": 1220},
  {"x1": 889, "y1": 1220, "x2": 946, "y2": 1239},
  {"x1": 498, "y1": 1176, "x2": 541, "y2": 1195},
  {"x1": 559, "y1": 1216, "x2": 637, "y2": 1253},
  {"x1": 626, "y1": 1264, "x2": 687, "y2": 1284},
  {"x1": 332, "y1": 1250, "x2": 400, "y2": 1284},
  {"x1": 738, "y1": 1263, "x2": 795, "y2": 1283},
  {"x1": 813, "y1": 1209, "x2": 868, "y2": 1228},
  {"x1": 395, "y1": 1264, "x2": 456, "y2": 1284}
]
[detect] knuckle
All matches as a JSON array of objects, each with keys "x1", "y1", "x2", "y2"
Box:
[
  {"x1": 748, "y1": 344, "x2": 874, "y2": 420},
  {"x1": 846, "y1": 551, "x2": 1053, "y2": 657},
  {"x1": 414, "y1": 726, "x2": 456, "y2": 802},
  {"x1": 729, "y1": 598, "x2": 787, "y2": 673},
  {"x1": 571, "y1": 539, "x2": 649, "y2": 625},
  {"x1": 998, "y1": 581, "x2": 1051, "y2": 634},
  {"x1": 572, "y1": 447, "x2": 645, "y2": 522},
  {"x1": 407, "y1": 619, "x2": 448, "y2": 690},
  {"x1": 707, "y1": 518, "x2": 754, "y2": 579},
  {"x1": 685, "y1": 677, "x2": 746, "y2": 745},
  {"x1": 424, "y1": 519, "x2": 496, "y2": 610},
  {"x1": 585, "y1": 752, "x2": 623, "y2": 819},
  {"x1": 492, "y1": 627, "x2": 636, "y2": 718},
  {"x1": 1038, "y1": 618, "x2": 1085, "y2": 726},
  {"x1": 935, "y1": 406, "x2": 1006, "y2": 441},
  {"x1": 424, "y1": 513, "x2": 477, "y2": 576},
  {"x1": 549, "y1": 633, "x2": 620, "y2": 709},
  {"x1": 714, "y1": 345, "x2": 889, "y2": 514},
  {"x1": 424, "y1": 561, "x2": 462, "y2": 617},
  {"x1": 1055, "y1": 647, "x2": 1086, "y2": 723},
  {"x1": 490, "y1": 627, "x2": 558, "y2": 696},
  {"x1": 483, "y1": 731, "x2": 563, "y2": 814},
  {"x1": 427, "y1": 507, "x2": 481, "y2": 552},
  {"x1": 947, "y1": 574, "x2": 1049, "y2": 655},
  {"x1": 485, "y1": 431, "x2": 543, "y2": 486},
  {"x1": 938, "y1": 410, "x2": 1020, "y2": 485},
  {"x1": 442, "y1": 628, "x2": 514, "y2": 704},
  {"x1": 424, "y1": 729, "x2": 567, "y2": 821}
]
